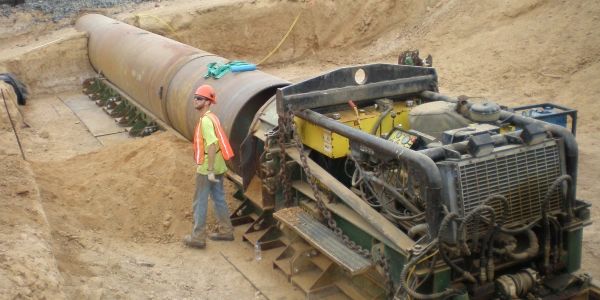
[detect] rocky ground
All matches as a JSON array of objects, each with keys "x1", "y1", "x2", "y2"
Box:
[{"x1": 0, "y1": 0, "x2": 150, "y2": 19}]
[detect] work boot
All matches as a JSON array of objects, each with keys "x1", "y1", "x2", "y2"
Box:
[
  {"x1": 208, "y1": 232, "x2": 234, "y2": 241},
  {"x1": 183, "y1": 235, "x2": 206, "y2": 249}
]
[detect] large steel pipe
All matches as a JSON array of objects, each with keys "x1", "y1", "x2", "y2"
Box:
[{"x1": 76, "y1": 14, "x2": 289, "y2": 172}]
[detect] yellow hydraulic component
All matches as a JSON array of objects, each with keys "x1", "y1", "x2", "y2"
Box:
[
  {"x1": 499, "y1": 123, "x2": 516, "y2": 134},
  {"x1": 296, "y1": 101, "x2": 412, "y2": 158}
]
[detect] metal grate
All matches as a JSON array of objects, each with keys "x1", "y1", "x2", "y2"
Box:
[{"x1": 455, "y1": 140, "x2": 564, "y2": 234}]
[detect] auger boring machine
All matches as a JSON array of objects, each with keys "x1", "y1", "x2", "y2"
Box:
[{"x1": 77, "y1": 14, "x2": 596, "y2": 300}]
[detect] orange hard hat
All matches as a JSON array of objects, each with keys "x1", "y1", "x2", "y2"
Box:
[{"x1": 194, "y1": 84, "x2": 216, "y2": 103}]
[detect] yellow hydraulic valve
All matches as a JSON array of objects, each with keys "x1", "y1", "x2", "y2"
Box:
[{"x1": 295, "y1": 101, "x2": 413, "y2": 158}]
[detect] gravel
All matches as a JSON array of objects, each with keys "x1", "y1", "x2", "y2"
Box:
[{"x1": 1, "y1": 0, "x2": 152, "y2": 21}]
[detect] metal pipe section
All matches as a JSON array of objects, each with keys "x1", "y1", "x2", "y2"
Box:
[
  {"x1": 280, "y1": 75, "x2": 436, "y2": 112},
  {"x1": 76, "y1": 14, "x2": 289, "y2": 173},
  {"x1": 295, "y1": 109, "x2": 443, "y2": 237},
  {"x1": 420, "y1": 90, "x2": 458, "y2": 103},
  {"x1": 420, "y1": 91, "x2": 578, "y2": 218}
]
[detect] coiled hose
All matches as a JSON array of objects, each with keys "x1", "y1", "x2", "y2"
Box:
[
  {"x1": 482, "y1": 195, "x2": 509, "y2": 282},
  {"x1": 398, "y1": 238, "x2": 463, "y2": 299},
  {"x1": 457, "y1": 205, "x2": 496, "y2": 256},
  {"x1": 439, "y1": 212, "x2": 477, "y2": 284}
]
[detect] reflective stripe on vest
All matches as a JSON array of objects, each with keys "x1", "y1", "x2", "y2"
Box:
[{"x1": 193, "y1": 112, "x2": 234, "y2": 165}]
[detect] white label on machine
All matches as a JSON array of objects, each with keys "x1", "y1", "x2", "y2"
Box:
[{"x1": 323, "y1": 130, "x2": 332, "y2": 153}]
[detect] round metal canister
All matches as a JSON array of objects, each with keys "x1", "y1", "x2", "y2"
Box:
[{"x1": 469, "y1": 101, "x2": 501, "y2": 122}]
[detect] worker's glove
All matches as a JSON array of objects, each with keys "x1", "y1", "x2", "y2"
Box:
[{"x1": 207, "y1": 172, "x2": 219, "y2": 183}]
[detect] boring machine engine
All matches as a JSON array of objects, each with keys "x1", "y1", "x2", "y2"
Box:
[
  {"x1": 76, "y1": 14, "x2": 594, "y2": 300},
  {"x1": 241, "y1": 65, "x2": 592, "y2": 299}
]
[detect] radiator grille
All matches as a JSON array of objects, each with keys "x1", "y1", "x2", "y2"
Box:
[{"x1": 455, "y1": 140, "x2": 564, "y2": 233}]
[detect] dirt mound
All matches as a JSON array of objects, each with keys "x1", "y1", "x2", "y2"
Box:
[
  {"x1": 385, "y1": 0, "x2": 600, "y2": 128},
  {"x1": 0, "y1": 0, "x2": 599, "y2": 297},
  {"x1": 127, "y1": 0, "x2": 435, "y2": 65},
  {"x1": 0, "y1": 84, "x2": 65, "y2": 299},
  {"x1": 33, "y1": 132, "x2": 236, "y2": 244}
]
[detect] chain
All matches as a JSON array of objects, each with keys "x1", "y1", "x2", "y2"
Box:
[
  {"x1": 378, "y1": 255, "x2": 395, "y2": 299},
  {"x1": 286, "y1": 108, "x2": 370, "y2": 257},
  {"x1": 281, "y1": 107, "x2": 394, "y2": 294},
  {"x1": 277, "y1": 113, "x2": 293, "y2": 206}
]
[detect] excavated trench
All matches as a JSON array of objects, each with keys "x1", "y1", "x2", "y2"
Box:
[
  {"x1": 1, "y1": 0, "x2": 600, "y2": 298},
  {"x1": 0, "y1": 1, "x2": 439, "y2": 298}
]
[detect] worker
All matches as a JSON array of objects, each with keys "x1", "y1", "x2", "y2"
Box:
[{"x1": 183, "y1": 84, "x2": 235, "y2": 249}]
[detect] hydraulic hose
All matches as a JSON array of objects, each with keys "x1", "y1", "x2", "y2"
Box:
[
  {"x1": 370, "y1": 104, "x2": 393, "y2": 135},
  {"x1": 408, "y1": 223, "x2": 429, "y2": 239},
  {"x1": 493, "y1": 229, "x2": 539, "y2": 260},
  {"x1": 480, "y1": 195, "x2": 509, "y2": 283},
  {"x1": 542, "y1": 175, "x2": 573, "y2": 273},
  {"x1": 438, "y1": 212, "x2": 477, "y2": 284},
  {"x1": 511, "y1": 230, "x2": 540, "y2": 260},
  {"x1": 548, "y1": 217, "x2": 559, "y2": 266},
  {"x1": 549, "y1": 216, "x2": 562, "y2": 265},
  {"x1": 366, "y1": 174, "x2": 422, "y2": 215},
  {"x1": 398, "y1": 238, "x2": 463, "y2": 299},
  {"x1": 295, "y1": 108, "x2": 443, "y2": 237},
  {"x1": 457, "y1": 205, "x2": 496, "y2": 256},
  {"x1": 484, "y1": 194, "x2": 542, "y2": 235}
]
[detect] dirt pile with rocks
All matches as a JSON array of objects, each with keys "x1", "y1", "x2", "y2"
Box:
[{"x1": 0, "y1": 0, "x2": 154, "y2": 48}]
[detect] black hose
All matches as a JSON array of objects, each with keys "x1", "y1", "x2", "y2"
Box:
[
  {"x1": 349, "y1": 159, "x2": 383, "y2": 208},
  {"x1": 296, "y1": 108, "x2": 444, "y2": 237},
  {"x1": 413, "y1": 253, "x2": 439, "y2": 292},
  {"x1": 549, "y1": 217, "x2": 561, "y2": 266},
  {"x1": 484, "y1": 195, "x2": 509, "y2": 225},
  {"x1": 542, "y1": 175, "x2": 572, "y2": 273},
  {"x1": 398, "y1": 238, "x2": 462, "y2": 299},
  {"x1": 0, "y1": 73, "x2": 28, "y2": 105},
  {"x1": 493, "y1": 229, "x2": 539, "y2": 260},
  {"x1": 367, "y1": 174, "x2": 422, "y2": 214},
  {"x1": 438, "y1": 213, "x2": 477, "y2": 284},
  {"x1": 543, "y1": 175, "x2": 573, "y2": 220},
  {"x1": 499, "y1": 217, "x2": 541, "y2": 235},
  {"x1": 481, "y1": 195, "x2": 508, "y2": 282},
  {"x1": 457, "y1": 205, "x2": 496, "y2": 256},
  {"x1": 370, "y1": 105, "x2": 393, "y2": 135},
  {"x1": 485, "y1": 225, "x2": 498, "y2": 282},
  {"x1": 510, "y1": 230, "x2": 539, "y2": 260},
  {"x1": 486, "y1": 193, "x2": 540, "y2": 235},
  {"x1": 408, "y1": 223, "x2": 429, "y2": 239}
]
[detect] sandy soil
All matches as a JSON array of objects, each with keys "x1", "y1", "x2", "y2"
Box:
[{"x1": 0, "y1": 0, "x2": 599, "y2": 299}]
